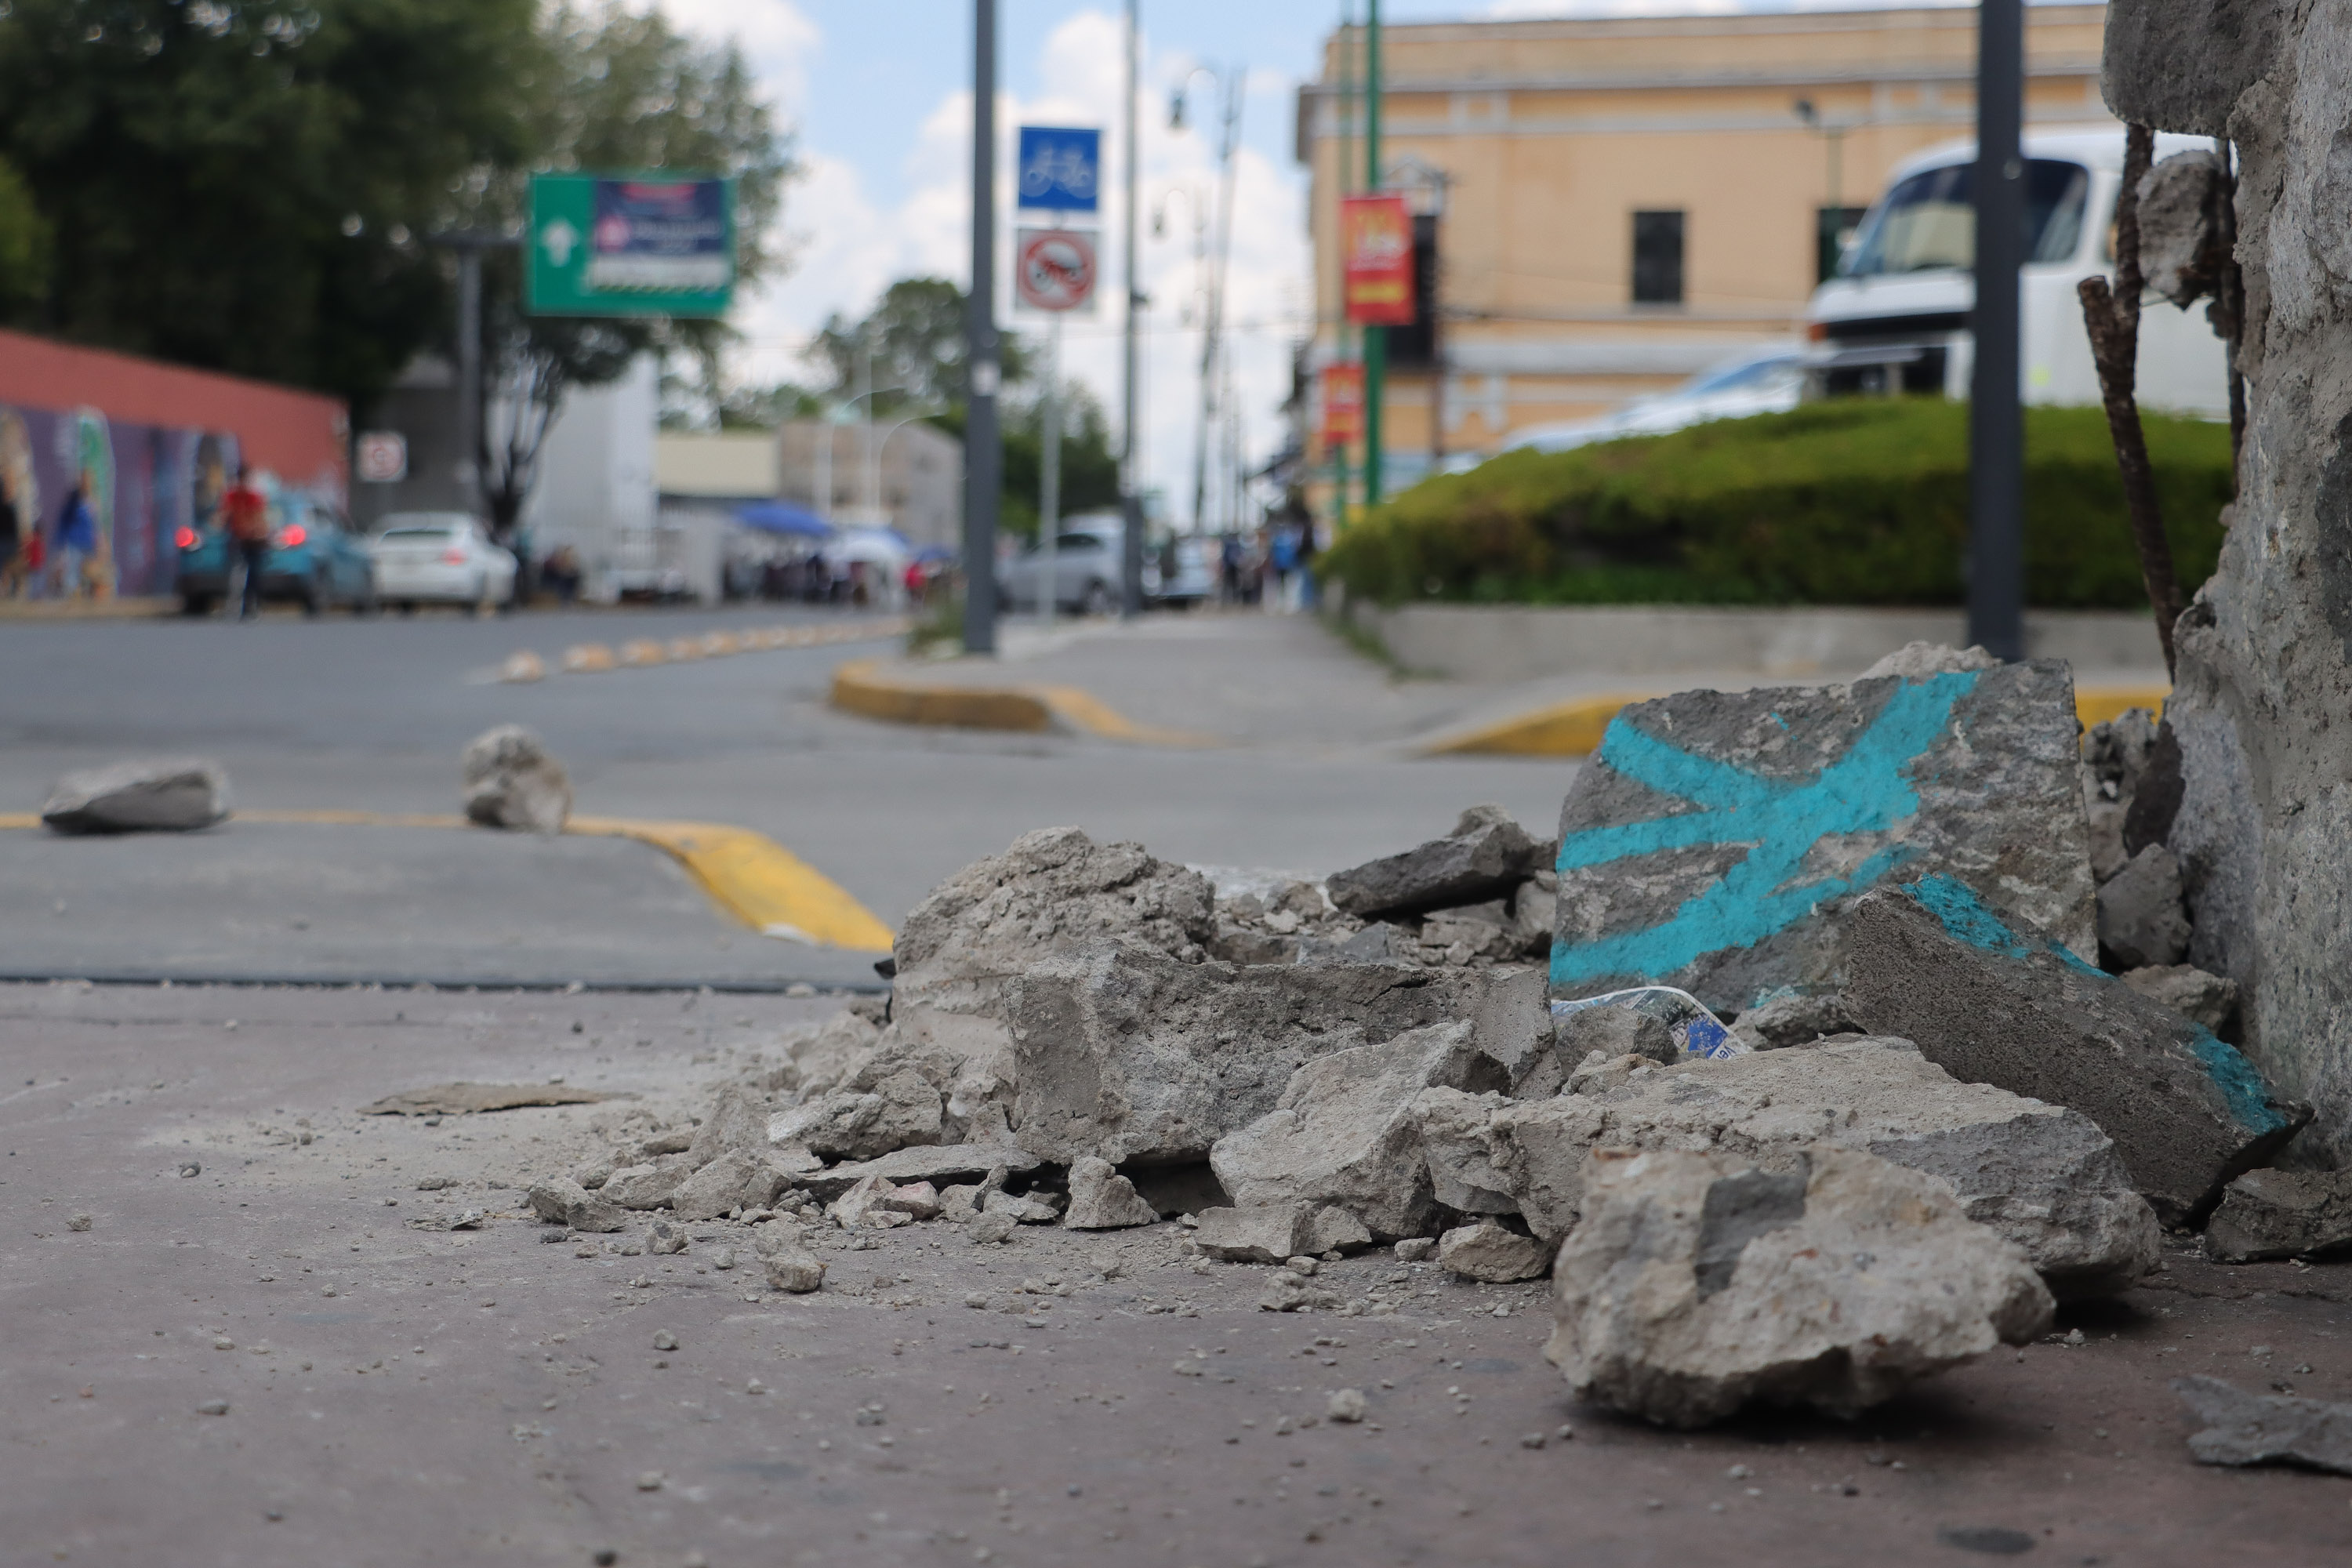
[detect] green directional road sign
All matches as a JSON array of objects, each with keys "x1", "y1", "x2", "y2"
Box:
[{"x1": 526, "y1": 172, "x2": 735, "y2": 318}]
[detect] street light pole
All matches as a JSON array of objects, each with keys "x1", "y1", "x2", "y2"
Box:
[
  {"x1": 964, "y1": 0, "x2": 1002, "y2": 655},
  {"x1": 1969, "y1": 0, "x2": 2025, "y2": 661},
  {"x1": 1120, "y1": 0, "x2": 1146, "y2": 617},
  {"x1": 1363, "y1": 0, "x2": 1386, "y2": 506}
]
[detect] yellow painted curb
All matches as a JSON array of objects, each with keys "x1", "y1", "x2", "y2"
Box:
[
  {"x1": 568, "y1": 816, "x2": 895, "y2": 952},
  {"x1": 1427, "y1": 684, "x2": 2176, "y2": 759},
  {"x1": 828, "y1": 659, "x2": 1218, "y2": 747},
  {"x1": 1, "y1": 806, "x2": 893, "y2": 953}
]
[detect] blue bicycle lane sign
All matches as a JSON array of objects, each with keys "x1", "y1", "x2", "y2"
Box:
[{"x1": 1017, "y1": 126, "x2": 1100, "y2": 214}]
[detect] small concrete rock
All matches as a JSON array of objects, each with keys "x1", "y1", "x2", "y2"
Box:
[
  {"x1": 968, "y1": 1210, "x2": 1018, "y2": 1245},
  {"x1": 2203, "y1": 1169, "x2": 2352, "y2": 1263},
  {"x1": 1437, "y1": 1221, "x2": 1550, "y2": 1283},
  {"x1": 459, "y1": 725, "x2": 571, "y2": 834},
  {"x1": 2174, "y1": 1375, "x2": 2352, "y2": 1475},
  {"x1": 2098, "y1": 845, "x2": 2192, "y2": 969},
  {"x1": 526, "y1": 1178, "x2": 626, "y2": 1234},
  {"x1": 1327, "y1": 1388, "x2": 1367, "y2": 1423},
  {"x1": 601, "y1": 1161, "x2": 691, "y2": 1212},
  {"x1": 1845, "y1": 877, "x2": 2307, "y2": 1225},
  {"x1": 1546, "y1": 1145, "x2": 2053, "y2": 1428},
  {"x1": 982, "y1": 1189, "x2": 1062, "y2": 1225},
  {"x1": 1063, "y1": 1156, "x2": 1162, "y2": 1229},
  {"x1": 671, "y1": 1150, "x2": 789, "y2": 1223},
  {"x1": 881, "y1": 1180, "x2": 942, "y2": 1221},
  {"x1": 764, "y1": 1250, "x2": 826, "y2": 1294},
  {"x1": 1394, "y1": 1237, "x2": 1435, "y2": 1263},
  {"x1": 1327, "y1": 805, "x2": 1548, "y2": 920},
  {"x1": 2120, "y1": 964, "x2": 2239, "y2": 1034},
  {"x1": 1726, "y1": 990, "x2": 1860, "y2": 1051},
  {"x1": 2136, "y1": 150, "x2": 2233, "y2": 307},
  {"x1": 42, "y1": 757, "x2": 231, "y2": 833},
  {"x1": 1258, "y1": 1270, "x2": 1342, "y2": 1313},
  {"x1": 768, "y1": 1069, "x2": 945, "y2": 1163},
  {"x1": 1194, "y1": 1204, "x2": 1316, "y2": 1264},
  {"x1": 644, "y1": 1222, "x2": 688, "y2": 1255}
]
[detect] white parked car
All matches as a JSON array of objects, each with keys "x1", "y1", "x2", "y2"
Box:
[{"x1": 368, "y1": 513, "x2": 517, "y2": 614}]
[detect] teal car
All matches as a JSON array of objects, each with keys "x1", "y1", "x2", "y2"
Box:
[{"x1": 176, "y1": 486, "x2": 376, "y2": 616}]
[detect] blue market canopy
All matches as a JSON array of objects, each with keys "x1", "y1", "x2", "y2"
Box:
[{"x1": 735, "y1": 502, "x2": 831, "y2": 538}]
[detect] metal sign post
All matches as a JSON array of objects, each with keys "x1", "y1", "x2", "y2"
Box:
[
  {"x1": 525, "y1": 174, "x2": 734, "y2": 318},
  {"x1": 1968, "y1": 0, "x2": 2026, "y2": 661},
  {"x1": 1016, "y1": 121, "x2": 1104, "y2": 625},
  {"x1": 965, "y1": 0, "x2": 1002, "y2": 655}
]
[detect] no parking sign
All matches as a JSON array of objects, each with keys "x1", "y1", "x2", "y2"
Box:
[{"x1": 1014, "y1": 228, "x2": 1098, "y2": 315}]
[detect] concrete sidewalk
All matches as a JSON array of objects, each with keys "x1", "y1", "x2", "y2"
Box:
[{"x1": 4, "y1": 982, "x2": 2346, "y2": 1567}]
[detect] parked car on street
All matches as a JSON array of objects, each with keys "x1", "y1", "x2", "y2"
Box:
[
  {"x1": 999, "y1": 512, "x2": 1202, "y2": 613},
  {"x1": 367, "y1": 513, "x2": 517, "y2": 614},
  {"x1": 1453, "y1": 347, "x2": 1805, "y2": 469},
  {"x1": 174, "y1": 486, "x2": 376, "y2": 615}
]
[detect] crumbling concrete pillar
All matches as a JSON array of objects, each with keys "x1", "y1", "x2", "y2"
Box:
[{"x1": 2104, "y1": 0, "x2": 2352, "y2": 1160}]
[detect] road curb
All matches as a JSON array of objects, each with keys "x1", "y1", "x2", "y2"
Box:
[
  {"x1": 828, "y1": 658, "x2": 1218, "y2": 746},
  {"x1": 1424, "y1": 683, "x2": 2174, "y2": 757},
  {"x1": 1, "y1": 808, "x2": 895, "y2": 954}
]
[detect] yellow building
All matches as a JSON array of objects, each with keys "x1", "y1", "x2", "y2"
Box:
[{"x1": 1298, "y1": 3, "x2": 2115, "y2": 491}]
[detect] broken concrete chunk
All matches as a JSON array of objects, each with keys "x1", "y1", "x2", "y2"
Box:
[
  {"x1": 1858, "y1": 642, "x2": 2001, "y2": 681},
  {"x1": 829, "y1": 1174, "x2": 910, "y2": 1229},
  {"x1": 767, "y1": 1069, "x2": 944, "y2": 1162},
  {"x1": 2098, "y1": 846, "x2": 2191, "y2": 969},
  {"x1": 1193, "y1": 1205, "x2": 1316, "y2": 1264},
  {"x1": 889, "y1": 827, "x2": 1217, "y2": 1013},
  {"x1": 1004, "y1": 946, "x2": 1518, "y2": 1167},
  {"x1": 2137, "y1": 150, "x2": 2233, "y2": 307},
  {"x1": 967, "y1": 1211, "x2": 1018, "y2": 1245},
  {"x1": 1552, "y1": 662, "x2": 2094, "y2": 1016},
  {"x1": 1844, "y1": 877, "x2": 2308, "y2": 1225},
  {"x1": 794, "y1": 1143, "x2": 1041, "y2": 1202},
  {"x1": 881, "y1": 1181, "x2": 942, "y2": 1221},
  {"x1": 41, "y1": 757, "x2": 231, "y2": 833},
  {"x1": 1547, "y1": 1145, "x2": 2053, "y2": 1428},
  {"x1": 1491, "y1": 1036, "x2": 2159, "y2": 1298},
  {"x1": 526, "y1": 1178, "x2": 627, "y2": 1234},
  {"x1": 1063, "y1": 1156, "x2": 1162, "y2": 1230},
  {"x1": 645, "y1": 1221, "x2": 688, "y2": 1256},
  {"x1": 601, "y1": 1161, "x2": 691, "y2": 1211},
  {"x1": 1327, "y1": 804, "x2": 1548, "y2": 920},
  {"x1": 2203, "y1": 1169, "x2": 2352, "y2": 1263},
  {"x1": 2174, "y1": 1375, "x2": 2352, "y2": 1475},
  {"x1": 1438, "y1": 1221, "x2": 1550, "y2": 1282},
  {"x1": 1412, "y1": 1088, "x2": 1517, "y2": 1214},
  {"x1": 670, "y1": 1150, "x2": 788, "y2": 1223},
  {"x1": 1553, "y1": 986, "x2": 1735, "y2": 1064},
  {"x1": 2100, "y1": 0, "x2": 2286, "y2": 139},
  {"x1": 359, "y1": 1083, "x2": 612, "y2": 1116},
  {"x1": 460, "y1": 724, "x2": 572, "y2": 834},
  {"x1": 2081, "y1": 707, "x2": 2161, "y2": 882},
  {"x1": 1726, "y1": 990, "x2": 1859, "y2": 1051},
  {"x1": 1259, "y1": 1270, "x2": 1343, "y2": 1312},
  {"x1": 2119, "y1": 964, "x2": 2239, "y2": 1034},
  {"x1": 1210, "y1": 1022, "x2": 1501, "y2": 1240},
  {"x1": 764, "y1": 1250, "x2": 826, "y2": 1294},
  {"x1": 684, "y1": 1083, "x2": 772, "y2": 1170},
  {"x1": 982, "y1": 1189, "x2": 1062, "y2": 1225},
  {"x1": 1302, "y1": 1205, "x2": 1373, "y2": 1255}
]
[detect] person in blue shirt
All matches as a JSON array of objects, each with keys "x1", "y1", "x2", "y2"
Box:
[{"x1": 53, "y1": 471, "x2": 96, "y2": 599}]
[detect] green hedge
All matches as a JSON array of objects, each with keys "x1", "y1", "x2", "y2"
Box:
[{"x1": 1323, "y1": 399, "x2": 2233, "y2": 609}]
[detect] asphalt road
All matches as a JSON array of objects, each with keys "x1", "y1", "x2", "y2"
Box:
[
  {"x1": 0, "y1": 605, "x2": 1577, "y2": 985},
  {"x1": 6, "y1": 982, "x2": 2346, "y2": 1568}
]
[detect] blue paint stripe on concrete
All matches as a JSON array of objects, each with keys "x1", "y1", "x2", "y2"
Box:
[{"x1": 1549, "y1": 671, "x2": 1980, "y2": 992}]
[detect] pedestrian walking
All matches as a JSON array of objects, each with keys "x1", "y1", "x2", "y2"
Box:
[
  {"x1": 220, "y1": 463, "x2": 270, "y2": 619},
  {"x1": 0, "y1": 465, "x2": 22, "y2": 601},
  {"x1": 53, "y1": 472, "x2": 97, "y2": 599}
]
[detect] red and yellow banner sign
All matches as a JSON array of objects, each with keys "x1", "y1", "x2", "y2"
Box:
[
  {"x1": 1340, "y1": 194, "x2": 1414, "y2": 325},
  {"x1": 1320, "y1": 362, "x2": 1366, "y2": 445}
]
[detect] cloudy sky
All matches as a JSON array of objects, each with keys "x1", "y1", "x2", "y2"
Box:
[{"x1": 652, "y1": 0, "x2": 1976, "y2": 517}]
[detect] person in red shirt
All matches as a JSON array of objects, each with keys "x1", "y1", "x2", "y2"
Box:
[{"x1": 219, "y1": 464, "x2": 270, "y2": 620}]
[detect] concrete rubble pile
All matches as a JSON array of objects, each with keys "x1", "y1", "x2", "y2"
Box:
[{"x1": 519, "y1": 645, "x2": 2334, "y2": 1429}]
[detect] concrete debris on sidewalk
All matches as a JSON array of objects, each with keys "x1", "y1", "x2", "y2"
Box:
[
  {"x1": 1062, "y1": 1156, "x2": 1161, "y2": 1229},
  {"x1": 460, "y1": 724, "x2": 572, "y2": 834},
  {"x1": 2173, "y1": 1376, "x2": 2352, "y2": 1475},
  {"x1": 361, "y1": 1083, "x2": 613, "y2": 1116},
  {"x1": 1546, "y1": 1145, "x2": 2053, "y2": 1428},
  {"x1": 1845, "y1": 877, "x2": 2307, "y2": 1225},
  {"x1": 1327, "y1": 804, "x2": 1551, "y2": 920},
  {"x1": 1461, "y1": 1034, "x2": 2160, "y2": 1299},
  {"x1": 1549, "y1": 657, "x2": 2093, "y2": 1016},
  {"x1": 41, "y1": 757, "x2": 232, "y2": 833},
  {"x1": 1436, "y1": 1220, "x2": 1550, "y2": 1282},
  {"x1": 2202, "y1": 1168, "x2": 2352, "y2": 1263}
]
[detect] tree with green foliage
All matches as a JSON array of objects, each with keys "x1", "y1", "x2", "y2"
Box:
[
  {"x1": 0, "y1": 0, "x2": 541, "y2": 410},
  {"x1": 811, "y1": 277, "x2": 1029, "y2": 416},
  {"x1": 0, "y1": 155, "x2": 51, "y2": 317}
]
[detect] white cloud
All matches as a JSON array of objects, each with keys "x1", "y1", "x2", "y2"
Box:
[{"x1": 662, "y1": 2, "x2": 1310, "y2": 527}]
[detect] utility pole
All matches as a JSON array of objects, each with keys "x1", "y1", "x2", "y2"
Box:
[
  {"x1": 964, "y1": 0, "x2": 1001, "y2": 654},
  {"x1": 1331, "y1": 4, "x2": 1355, "y2": 539},
  {"x1": 1188, "y1": 69, "x2": 1242, "y2": 535},
  {"x1": 1040, "y1": 316, "x2": 1062, "y2": 626},
  {"x1": 1363, "y1": 0, "x2": 1386, "y2": 506},
  {"x1": 1968, "y1": 0, "x2": 2024, "y2": 661},
  {"x1": 1120, "y1": 0, "x2": 1146, "y2": 617}
]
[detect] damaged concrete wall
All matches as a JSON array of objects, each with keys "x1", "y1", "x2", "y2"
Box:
[{"x1": 2106, "y1": 0, "x2": 2352, "y2": 1161}]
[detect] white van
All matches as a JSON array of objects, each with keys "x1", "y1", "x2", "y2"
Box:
[{"x1": 1804, "y1": 129, "x2": 2230, "y2": 418}]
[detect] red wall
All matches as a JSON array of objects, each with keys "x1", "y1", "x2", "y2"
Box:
[{"x1": 0, "y1": 327, "x2": 347, "y2": 499}]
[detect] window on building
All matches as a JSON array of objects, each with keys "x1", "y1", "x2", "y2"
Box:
[
  {"x1": 1817, "y1": 205, "x2": 1868, "y2": 284},
  {"x1": 1632, "y1": 210, "x2": 1684, "y2": 305}
]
